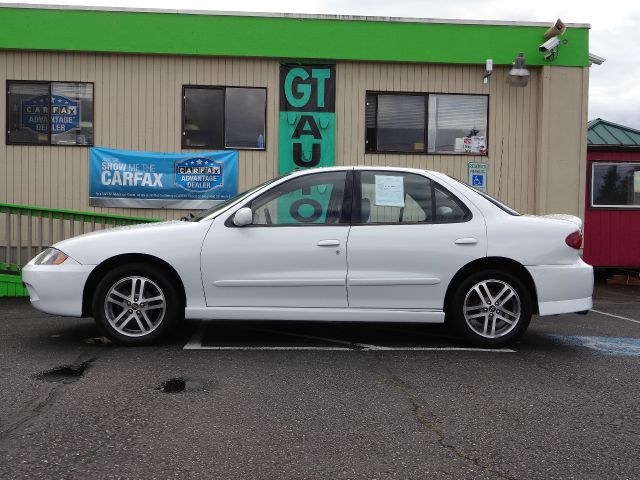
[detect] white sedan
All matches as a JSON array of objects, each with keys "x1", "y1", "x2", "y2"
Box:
[{"x1": 22, "y1": 167, "x2": 593, "y2": 347}]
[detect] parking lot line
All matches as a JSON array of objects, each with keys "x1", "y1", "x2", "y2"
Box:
[{"x1": 591, "y1": 309, "x2": 640, "y2": 325}]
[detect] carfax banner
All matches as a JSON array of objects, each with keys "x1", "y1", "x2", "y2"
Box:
[{"x1": 89, "y1": 147, "x2": 238, "y2": 209}]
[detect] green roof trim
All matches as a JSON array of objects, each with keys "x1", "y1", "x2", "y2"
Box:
[
  {"x1": 0, "y1": 6, "x2": 589, "y2": 67},
  {"x1": 588, "y1": 118, "x2": 640, "y2": 146}
]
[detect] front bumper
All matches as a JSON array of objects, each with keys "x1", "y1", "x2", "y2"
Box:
[
  {"x1": 526, "y1": 260, "x2": 594, "y2": 316},
  {"x1": 22, "y1": 262, "x2": 95, "y2": 317}
]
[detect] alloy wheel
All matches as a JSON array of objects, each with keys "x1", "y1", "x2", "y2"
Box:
[
  {"x1": 104, "y1": 276, "x2": 166, "y2": 337},
  {"x1": 463, "y1": 279, "x2": 521, "y2": 339}
]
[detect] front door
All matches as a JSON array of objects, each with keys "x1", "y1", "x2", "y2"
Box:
[
  {"x1": 347, "y1": 170, "x2": 486, "y2": 310},
  {"x1": 201, "y1": 170, "x2": 352, "y2": 308}
]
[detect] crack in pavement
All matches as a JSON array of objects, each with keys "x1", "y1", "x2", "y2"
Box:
[
  {"x1": 0, "y1": 353, "x2": 100, "y2": 441},
  {"x1": 370, "y1": 363, "x2": 519, "y2": 480},
  {"x1": 0, "y1": 388, "x2": 60, "y2": 439}
]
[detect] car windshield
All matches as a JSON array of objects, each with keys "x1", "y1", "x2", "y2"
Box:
[
  {"x1": 187, "y1": 174, "x2": 288, "y2": 222},
  {"x1": 448, "y1": 176, "x2": 521, "y2": 216}
]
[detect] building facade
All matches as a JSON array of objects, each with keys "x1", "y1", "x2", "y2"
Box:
[{"x1": 0, "y1": 5, "x2": 590, "y2": 225}]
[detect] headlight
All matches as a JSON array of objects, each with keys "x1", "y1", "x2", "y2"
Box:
[{"x1": 34, "y1": 248, "x2": 69, "y2": 266}]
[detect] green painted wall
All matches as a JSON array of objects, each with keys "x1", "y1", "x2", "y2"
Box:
[{"x1": 0, "y1": 7, "x2": 589, "y2": 67}]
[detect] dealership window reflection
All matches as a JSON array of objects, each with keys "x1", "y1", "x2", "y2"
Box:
[
  {"x1": 592, "y1": 162, "x2": 640, "y2": 207},
  {"x1": 6, "y1": 81, "x2": 94, "y2": 146}
]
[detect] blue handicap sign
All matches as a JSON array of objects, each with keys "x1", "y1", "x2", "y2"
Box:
[{"x1": 472, "y1": 174, "x2": 485, "y2": 187}]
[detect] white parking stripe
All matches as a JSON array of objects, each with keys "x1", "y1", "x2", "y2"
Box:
[
  {"x1": 591, "y1": 309, "x2": 640, "y2": 325},
  {"x1": 183, "y1": 323, "x2": 206, "y2": 350}
]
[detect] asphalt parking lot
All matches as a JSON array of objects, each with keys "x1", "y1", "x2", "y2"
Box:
[{"x1": 1, "y1": 282, "x2": 639, "y2": 480}]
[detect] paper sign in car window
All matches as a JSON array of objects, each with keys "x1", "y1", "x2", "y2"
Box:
[{"x1": 375, "y1": 175, "x2": 405, "y2": 207}]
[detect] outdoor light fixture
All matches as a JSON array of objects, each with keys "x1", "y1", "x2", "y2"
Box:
[{"x1": 508, "y1": 52, "x2": 530, "y2": 87}]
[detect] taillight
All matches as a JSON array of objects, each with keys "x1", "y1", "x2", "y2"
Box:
[{"x1": 565, "y1": 230, "x2": 583, "y2": 249}]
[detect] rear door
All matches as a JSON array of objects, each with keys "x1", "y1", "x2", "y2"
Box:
[{"x1": 346, "y1": 170, "x2": 486, "y2": 310}]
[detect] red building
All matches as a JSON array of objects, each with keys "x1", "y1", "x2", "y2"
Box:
[{"x1": 584, "y1": 119, "x2": 640, "y2": 268}]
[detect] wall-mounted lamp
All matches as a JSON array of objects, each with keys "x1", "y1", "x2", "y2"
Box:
[
  {"x1": 508, "y1": 52, "x2": 530, "y2": 87},
  {"x1": 483, "y1": 59, "x2": 493, "y2": 84}
]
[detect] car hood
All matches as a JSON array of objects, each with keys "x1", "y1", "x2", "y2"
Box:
[{"x1": 52, "y1": 219, "x2": 212, "y2": 265}]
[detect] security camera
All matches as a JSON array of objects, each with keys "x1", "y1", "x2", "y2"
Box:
[
  {"x1": 539, "y1": 36, "x2": 560, "y2": 60},
  {"x1": 539, "y1": 36, "x2": 560, "y2": 53}
]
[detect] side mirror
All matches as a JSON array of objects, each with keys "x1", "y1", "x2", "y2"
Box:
[{"x1": 233, "y1": 207, "x2": 253, "y2": 227}]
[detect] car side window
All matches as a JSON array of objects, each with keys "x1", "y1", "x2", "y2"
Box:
[
  {"x1": 250, "y1": 171, "x2": 348, "y2": 226},
  {"x1": 358, "y1": 171, "x2": 431, "y2": 224},
  {"x1": 356, "y1": 171, "x2": 470, "y2": 224},
  {"x1": 434, "y1": 186, "x2": 471, "y2": 223}
]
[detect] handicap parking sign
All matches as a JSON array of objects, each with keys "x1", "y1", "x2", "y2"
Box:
[{"x1": 467, "y1": 162, "x2": 488, "y2": 192}]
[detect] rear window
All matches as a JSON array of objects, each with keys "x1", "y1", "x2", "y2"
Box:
[{"x1": 448, "y1": 176, "x2": 521, "y2": 216}]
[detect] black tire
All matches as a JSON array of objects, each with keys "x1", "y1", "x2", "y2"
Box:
[
  {"x1": 447, "y1": 270, "x2": 532, "y2": 348},
  {"x1": 92, "y1": 263, "x2": 182, "y2": 346}
]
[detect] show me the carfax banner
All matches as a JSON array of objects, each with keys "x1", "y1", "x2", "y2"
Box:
[{"x1": 89, "y1": 147, "x2": 238, "y2": 209}]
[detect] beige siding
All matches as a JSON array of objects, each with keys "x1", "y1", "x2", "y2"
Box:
[
  {"x1": 0, "y1": 51, "x2": 279, "y2": 221},
  {"x1": 536, "y1": 66, "x2": 589, "y2": 217},
  {"x1": 335, "y1": 61, "x2": 541, "y2": 214},
  {"x1": 1, "y1": 50, "x2": 587, "y2": 230}
]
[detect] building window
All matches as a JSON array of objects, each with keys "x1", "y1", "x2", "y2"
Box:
[
  {"x1": 428, "y1": 94, "x2": 488, "y2": 154},
  {"x1": 365, "y1": 92, "x2": 488, "y2": 155},
  {"x1": 591, "y1": 162, "x2": 640, "y2": 208},
  {"x1": 366, "y1": 94, "x2": 425, "y2": 153},
  {"x1": 6, "y1": 81, "x2": 94, "y2": 146},
  {"x1": 182, "y1": 86, "x2": 266, "y2": 150}
]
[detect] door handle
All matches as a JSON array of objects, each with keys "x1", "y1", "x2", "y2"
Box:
[
  {"x1": 455, "y1": 237, "x2": 478, "y2": 245},
  {"x1": 317, "y1": 239, "x2": 340, "y2": 247}
]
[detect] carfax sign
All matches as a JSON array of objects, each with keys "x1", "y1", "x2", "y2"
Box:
[
  {"x1": 89, "y1": 148, "x2": 238, "y2": 209},
  {"x1": 22, "y1": 94, "x2": 80, "y2": 135}
]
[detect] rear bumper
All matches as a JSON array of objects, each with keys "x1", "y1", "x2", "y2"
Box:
[
  {"x1": 22, "y1": 263, "x2": 94, "y2": 317},
  {"x1": 526, "y1": 260, "x2": 594, "y2": 316}
]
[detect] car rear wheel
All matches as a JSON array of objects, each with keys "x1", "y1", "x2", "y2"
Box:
[
  {"x1": 92, "y1": 264, "x2": 182, "y2": 345},
  {"x1": 449, "y1": 270, "x2": 532, "y2": 348}
]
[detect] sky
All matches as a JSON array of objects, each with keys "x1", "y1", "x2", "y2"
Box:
[{"x1": 4, "y1": 0, "x2": 640, "y2": 129}]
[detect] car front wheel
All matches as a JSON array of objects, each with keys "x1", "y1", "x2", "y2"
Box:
[
  {"x1": 92, "y1": 264, "x2": 182, "y2": 345},
  {"x1": 449, "y1": 270, "x2": 532, "y2": 348}
]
